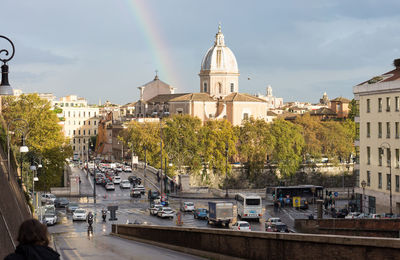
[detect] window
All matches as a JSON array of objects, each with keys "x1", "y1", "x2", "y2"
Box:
[
  {"x1": 216, "y1": 50, "x2": 222, "y2": 67},
  {"x1": 73, "y1": 112, "x2": 75, "y2": 118},
  {"x1": 378, "y1": 172, "x2": 382, "y2": 189},
  {"x1": 83, "y1": 130, "x2": 86, "y2": 136},
  {"x1": 367, "y1": 146, "x2": 371, "y2": 165},
  {"x1": 78, "y1": 121, "x2": 80, "y2": 125},
  {"x1": 73, "y1": 146, "x2": 75, "y2": 151},
  {"x1": 73, "y1": 139, "x2": 75, "y2": 144},
  {"x1": 83, "y1": 112, "x2": 86, "y2": 117},
  {"x1": 68, "y1": 111, "x2": 70, "y2": 117},
  {"x1": 378, "y1": 122, "x2": 382, "y2": 138},
  {"x1": 83, "y1": 138, "x2": 86, "y2": 144},
  {"x1": 94, "y1": 120, "x2": 97, "y2": 125},
  {"x1": 243, "y1": 113, "x2": 249, "y2": 120},
  {"x1": 386, "y1": 97, "x2": 391, "y2": 112},
  {"x1": 367, "y1": 99, "x2": 370, "y2": 113},
  {"x1": 367, "y1": 122, "x2": 370, "y2": 138},
  {"x1": 387, "y1": 174, "x2": 391, "y2": 191},
  {"x1": 218, "y1": 83, "x2": 222, "y2": 94},
  {"x1": 83, "y1": 121, "x2": 86, "y2": 125},
  {"x1": 378, "y1": 148, "x2": 383, "y2": 166},
  {"x1": 396, "y1": 149, "x2": 400, "y2": 168},
  {"x1": 387, "y1": 122, "x2": 391, "y2": 138},
  {"x1": 378, "y1": 98, "x2": 382, "y2": 112},
  {"x1": 396, "y1": 122, "x2": 399, "y2": 139},
  {"x1": 94, "y1": 130, "x2": 97, "y2": 135},
  {"x1": 230, "y1": 83, "x2": 234, "y2": 92},
  {"x1": 396, "y1": 97, "x2": 399, "y2": 111},
  {"x1": 88, "y1": 130, "x2": 91, "y2": 135},
  {"x1": 203, "y1": 82, "x2": 207, "y2": 92},
  {"x1": 367, "y1": 171, "x2": 371, "y2": 187},
  {"x1": 73, "y1": 130, "x2": 76, "y2": 135},
  {"x1": 83, "y1": 145, "x2": 85, "y2": 150},
  {"x1": 78, "y1": 130, "x2": 81, "y2": 135},
  {"x1": 78, "y1": 139, "x2": 81, "y2": 144},
  {"x1": 88, "y1": 121, "x2": 91, "y2": 125},
  {"x1": 396, "y1": 175, "x2": 399, "y2": 192},
  {"x1": 94, "y1": 112, "x2": 97, "y2": 117},
  {"x1": 387, "y1": 148, "x2": 391, "y2": 167}
]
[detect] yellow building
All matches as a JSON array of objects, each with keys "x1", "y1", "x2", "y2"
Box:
[{"x1": 353, "y1": 59, "x2": 400, "y2": 214}]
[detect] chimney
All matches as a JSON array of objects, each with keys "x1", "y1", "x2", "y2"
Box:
[{"x1": 393, "y1": 59, "x2": 400, "y2": 69}]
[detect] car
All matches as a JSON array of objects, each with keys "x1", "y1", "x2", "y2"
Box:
[
  {"x1": 193, "y1": 208, "x2": 208, "y2": 219},
  {"x1": 148, "y1": 190, "x2": 160, "y2": 200},
  {"x1": 266, "y1": 217, "x2": 282, "y2": 226},
  {"x1": 41, "y1": 194, "x2": 56, "y2": 204},
  {"x1": 128, "y1": 176, "x2": 137, "y2": 183},
  {"x1": 157, "y1": 207, "x2": 174, "y2": 219},
  {"x1": 345, "y1": 212, "x2": 361, "y2": 219},
  {"x1": 44, "y1": 212, "x2": 58, "y2": 226},
  {"x1": 113, "y1": 176, "x2": 121, "y2": 184},
  {"x1": 149, "y1": 204, "x2": 163, "y2": 216},
  {"x1": 371, "y1": 214, "x2": 382, "y2": 219},
  {"x1": 105, "y1": 182, "x2": 115, "y2": 190},
  {"x1": 116, "y1": 167, "x2": 123, "y2": 172},
  {"x1": 120, "y1": 180, "x2": 131, "y2": 189},
  {"x1": 130, "y1": 188, "x2": 141, "y2": 198},
  {"x1": 232, "y1": 221, "x2": 251, "y2": 231},
  {"x1": 136, "y1": 185, "x2": 145, "y2": 194},
  {"x1": 356, "y1": 213, "x2": 370, "y2": 219},
  {"x1": 66, "y1": 203, "x2": 79, "y2": 213},
  {"x1": 72, "y1": 209, "x2": 87, "y2": 221},
  {"x1": 54, "y1": 197, "x2": 69, "y2": 208},
  {"x1": 271, "y1": 223, "x2": 289, "y2": 233},
  {"x1": 124, "y1": 166, "x2": 132, "y2": 172},
  {"x1": 181, "y1": 202, "x2": 195, "y2": 212}
]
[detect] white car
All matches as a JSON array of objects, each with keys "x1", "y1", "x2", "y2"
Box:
[
  {"x1": 72, "y1": 209, "x2": 87, "y2": 221},
  {"x1": 44, "y1": 213, "x2": 58, "y2": 226},
  {"x1": 149, "y1": 204, "x2": 163, "y2": 216},
  {"x1": 181, "y1": 202, "x2": 195, "y2": 212},
  {"x1": 124, "y1": 166, "x2": 132, "y2": 172},
  {"x1": 41, "y1": 194, "x2": 56, "y2": 204},
  {"x1": 105, "y1": 182, "x2": 115, "y2": 190},
  {"x1": 120, "y1": 180, "x2": 130, "y2": 189},
  {"x1": 266, "y1": 217, "x2": 282, "y2": 225},
  {"x1": 136, "y1": 185, "x2": 145, "y2": 194},
  {"x1": 113, "y1": 176, "x2": 121, "y2": 184},
  {"x1": 232, "y1": 221, "x2": 251, "y2": 231},
  {"x1": 157, "y1": 207, "x2": 174, "y2": 219},
  {"x1": 345, "y1": 212, "x2": 361, "y2": 219}
]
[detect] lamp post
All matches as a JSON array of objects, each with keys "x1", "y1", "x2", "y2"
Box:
[
  {"x1": 361, "y1": 180, "x2": 366, "y2": 214},
  {"x1": 30, "y1": 158, "x2": 42, "y2": 217},
  {"x1": 380, "y1": 142, "x2": 393, "y2": 215},
  {"x1": 159, "y1": 113, "x2": 163, "y2": 194},
  {"x1": 0, "y1": 35, "x2": 16, "y2": 95},
  {"x1": 7, "y1": 119, "x2": 29, "y2": 182},
  {"x1": 225, "y1": 142, "x2": 229, "y2": 198},
  {"x1": 144, "y1": 145, "x2": 147, "y2": 184}
]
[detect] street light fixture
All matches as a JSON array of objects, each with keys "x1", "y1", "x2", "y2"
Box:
[
  {"x1": 380, "y1": 142, "x2": 393, "y2": 215},
  {"x1": 0, "y1": 35, "x2": 15, "y2": 95},
  {"x1": 361, "y1": 180, "x2": 366, "y2": 214}
]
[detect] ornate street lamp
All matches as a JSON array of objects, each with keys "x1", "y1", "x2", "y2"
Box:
[
  {"x1": 0, "y1": 35, "x2": 15, "y2": 95},
  {"x1": 361, "y1": 180, "x2": 366, "y2": 214}
]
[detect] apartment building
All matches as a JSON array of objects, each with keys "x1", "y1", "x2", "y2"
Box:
[
  {"x1": 52, "y1": 95, "x2": 99, "y2": 161},
  {"x1": 353, "y1": 59, "x2": 400, "y2": 214}
]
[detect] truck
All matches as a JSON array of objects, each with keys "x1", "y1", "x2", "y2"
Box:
[{"x1": 207, "y1": 202, "x2": 234, "y2": 227}]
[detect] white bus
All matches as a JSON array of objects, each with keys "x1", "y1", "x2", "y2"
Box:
[{"x1": 235, "y1": 193, "x2": 262, "y2": 221}]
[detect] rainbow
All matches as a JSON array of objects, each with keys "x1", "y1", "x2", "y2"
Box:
[{"x1": 125, "y1": 0, "x2": 180, "y2": 86}]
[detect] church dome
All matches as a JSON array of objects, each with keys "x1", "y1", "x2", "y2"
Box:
[{"x1": 200, "y1": 25, "x2": 238, "y2": 73}]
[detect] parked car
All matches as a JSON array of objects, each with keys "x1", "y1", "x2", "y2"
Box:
[
  {"x1": 41, "y1": 193, "x2": 56, "y2": 204},
  {"x1": 72, "y1": 209, "x2": 87, "y2": 221},
  {"x1": 149, "y1": 204, "x2": 163, "y2": 216},
  {"x1": 181, "y1": 202, "x2": 195, "y2": 212},
  {"x1": 120, "y1": 180, "x2": 131, "y2": 189},
  {"x1": 130, "y1": 187, "x2": 141, "y2": 198},
  {"x1": 272, "y1": 223, "x2": 289, "y2": 233},
  {"x1": 54, "y1": 197, "x2": 69, "y2": 208},
  {"x1": 44, "y1": 212, "x2": 58, "y2": 226},
  {"x1": 371, "y1": 214, "x2": 382, "y2": 219},
  {"x1": 124, "y1": 166, "x2": 132, "y2": 172},
  {"x1": 231, "y1": 221, "x2": 251, "y2": 231},
  {"x1": 193, "y1": 208, "x2": 208, "y2": 219},
  {"x1": 345, "y1": 212, "x2": 361, "y2": 219},
  {"x1": 128, "y1": 176, "x2": 137, "y2": 183},
  {"x1": 148, "y1": 190, "x2": 160, "y2": 200},
  {"x1": 67, "y1": 203, "x2": 79, "y2": 213},
  {"x1": 157, "y1": 207, "x2": 174, "y2": 219},
  {"x1": 105, "y1": 182, "x2": 115, "y2": 190},
  {"x1": 357, "y1": 213, "x2": 370, "y2": 219},
  {"x1": 113, "y1": 176, "x2": 121, "y2": 184}
]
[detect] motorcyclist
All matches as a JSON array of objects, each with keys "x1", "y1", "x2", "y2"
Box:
[{"x1": 87, "y1": 211, "x2": 94, "y2": 227}]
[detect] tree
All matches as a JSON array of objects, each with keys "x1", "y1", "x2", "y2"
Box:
[
  {"x1": 320, "y1": 120, "x2": 355, "y2": 162},
  {"x1": 163, "y1": 115, "x2": 202, "y2": 175},
  {"x1": 348, "y1": 99, "x2": 358, "y2": 121},
  {"x1": 270, "y1": 119, "x2": 305, "y2": 178},
  {"x1": 2, "y1": 94, "x2": 72, "y2": 190},
  {"x1": 294, "y1": 113, "x2": 324, "y2": 160},
  {"x1": 237, "y1": 118, "x2": 275, "y2": 180}
]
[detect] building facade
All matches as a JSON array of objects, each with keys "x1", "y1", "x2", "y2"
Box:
[
  {"x1": 52, "y1": 95, "x2": 99, "y2": 161},
  {"x1": 353, "y1": 60, "x2": 400, "y2": 214}
]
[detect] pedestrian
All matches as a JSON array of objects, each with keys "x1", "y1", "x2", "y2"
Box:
[
  {"x1": 277, "y1": 200, "x2": 281, "y2": 212},
  {"x1": 5, "y1": 219, "x2": 60, "y2": 260}
]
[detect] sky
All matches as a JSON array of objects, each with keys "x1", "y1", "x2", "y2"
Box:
[{"x1": 1, "y1": 0, "x2": 400, "y2": 105}]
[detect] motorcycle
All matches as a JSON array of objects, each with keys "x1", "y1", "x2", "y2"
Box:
[
  {"x1": 88, "y1": 215, "x2": 94, "y2": 227},
  {"x1": 102, "y1": 210, "x2": 107, "y2": 222}
]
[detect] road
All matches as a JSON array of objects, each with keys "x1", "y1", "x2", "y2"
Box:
[{"x1": 49, "y1": 165, "x2": 325, "y2": 258}]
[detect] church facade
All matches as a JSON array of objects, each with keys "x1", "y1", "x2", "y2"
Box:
[{"x1": 135, "y1": 25, "x2": 270, "y2": 126}]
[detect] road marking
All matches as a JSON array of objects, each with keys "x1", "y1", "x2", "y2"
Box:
[{"x1": 282, "y1": 208, "x2": 294, "y2": 221}]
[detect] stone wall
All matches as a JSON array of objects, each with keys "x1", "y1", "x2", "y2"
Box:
[
  {"x1": 112, "y1": 224, "x2": 400, "y2": 260},
  {"x1": 295, "y1": 219, "x2": 400, "y2": 238}
]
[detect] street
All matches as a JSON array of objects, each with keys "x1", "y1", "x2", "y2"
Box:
[{"x1": 49, "y1": 165, "x2": 322, "y2": 258}]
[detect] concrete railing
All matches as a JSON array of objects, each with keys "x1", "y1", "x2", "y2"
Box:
[{"x1": 112, "y1": 224, "x2": 400, "y2": 260}]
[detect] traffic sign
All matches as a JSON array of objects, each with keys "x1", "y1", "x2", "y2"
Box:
[
  {"x1": 334, "y1": 192, "x2": 338, "y2": 197},
  {"x1": 293, "y1": 196, "x2": 301, "y2": 207}
]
